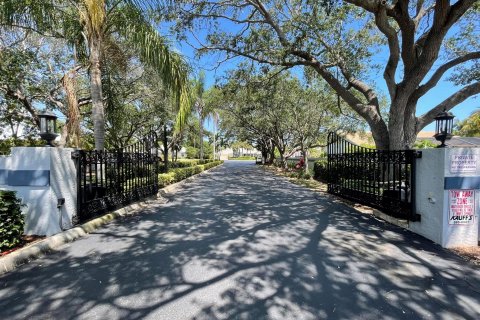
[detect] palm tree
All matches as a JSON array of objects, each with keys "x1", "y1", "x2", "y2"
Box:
[
  {"x1": 192, "y1": 71, "x2": 217, "y2": 159},
  {"x1": 193, "y1": 72, "x2": 206, "y2": 159},
  {"x1": 1, "y1": 0, "x2": 191, "y2": 150}
]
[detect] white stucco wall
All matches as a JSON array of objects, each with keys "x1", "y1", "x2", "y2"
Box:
[
  {"x1": 50, "y1": 148, "x2": 77, "y2": 231},
  {"x1": 0, "y1": 147, "x2": 77, "y2": 236},
  {"x1": 409, "y1": 148, "x2": 479, "y2": 248},
  {"x1": 409, "y1": 149, "x2": 446, "y2": 245}
]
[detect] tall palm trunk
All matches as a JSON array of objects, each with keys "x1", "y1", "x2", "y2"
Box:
[
  {"x1": 89, "y1": 35, "x2": 105, "y2": 150},
  {"x1": 199, "y1": 118, "x2": 204, "y2": 159},
  {"x1": 163, "y1": 123, "x2": 169, "y2": 170}
]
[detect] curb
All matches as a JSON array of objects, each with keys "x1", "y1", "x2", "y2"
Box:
[{"x1": 0, "y1": 162, "x2": 223, "y2": 276}]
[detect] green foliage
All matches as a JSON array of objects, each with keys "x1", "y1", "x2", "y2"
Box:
[
  {"x1": 202, "y1": 161, "x2": 222, "y2": 170},
  {"x1": 454, "y1": 111, "x2": 480, "y2": 137},
  {"x1": 201, "y1": 140, "x2": 213, "y2": 159},
  {"x1": 288, "y1": 169, "x2": 312, "y2": 180},
  {"x1": 186, "y1": 146, "x2": 199, "y2": 159},
  {"x1": 228, "y1": 156, "x2": 255, "y2": 160},
  {"x1": 171, "y1": 1, "x2": 479, "y2": 149},
  {"x1": 231, "y1": 141, "x2": 254, "y2": 152},
  {"x1": 308, "y1": 148, "x2": 326, "y2": 158},
  {"x1": 158, "y1": 172, "x2": 175, "y2": 187},
  {"x1": 0, "y1": 1, "x2": 192, "y2": 150},
  {"x1": 158, "y1": 160, "x2": 223, "y2": 187},
  {"x1": 414, "y1": 139, "x2": 438, "y2": 149},
  {"x1": 216, "y1": 66, "x2": 360, "y2": 165},
  {"x1": 0, "y1": 33, "x2": 68, "y2": 139},
  {"x1": 359, "y1": 143, "x2": 376, "y2": 149},
  {"x1": 0, "y1": 138, "x2": 44, "y2": 155},
  {"x1": 313, "y1": 159, "x2": 328, "y2": 181},
  {"x1": 0, "y1": 190, "x2": 25, "y2": 251},
  {"x1": 170, "y1": 160, "x2": 198, "y2": 168}
]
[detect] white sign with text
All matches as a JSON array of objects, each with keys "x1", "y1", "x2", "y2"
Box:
[{"x1": 450, "y1": 154, "x2": 478, "y2": 173}]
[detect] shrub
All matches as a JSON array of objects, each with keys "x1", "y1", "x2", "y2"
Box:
[
  {"x1": 158, "y1": 173, "x2": 175, "y2": 187},
  {"x1": 414, "y1": 139, "x2": 438, "y2": 149},
  {"x1": 186, "y1": 147, "x2": 199, "y2": 159},
  {"x1": 0, "y1": 190, "x2": 25, "y2": 251},
  {"x1": 157, "y1": 161, "x2": 223, "y2": 188},
  {"x1": 203, "y1": 161, "x2": 223, "y2": 170},
  {"x1": 171, "y1": 160, "x2": 197, "y2": 168},
  {"x1": 313, "y1": 159, "x2": 328, "y2": 181},
  {"x1": 0, "y1": 137, "x2": 43, "y2": 155},
  {"x1": 228, "y1": 156, "x2": 255, "y2": 160}
]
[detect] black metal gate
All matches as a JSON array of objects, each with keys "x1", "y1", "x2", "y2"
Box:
[
  {"x1": 327, "y1": 132, "x2": 421, "y2": 221},
  {"x1": 72, "y1": 132, "x2": 159, "y2": 223}
]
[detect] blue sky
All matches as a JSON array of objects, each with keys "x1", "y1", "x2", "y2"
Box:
[{"x1": 167, "y1": 14, "x2": 478, "y2": 134}]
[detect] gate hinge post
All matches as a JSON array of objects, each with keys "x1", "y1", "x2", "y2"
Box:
[{"x1": 71, "y1": 150, "x2": 80, "y2": 159}]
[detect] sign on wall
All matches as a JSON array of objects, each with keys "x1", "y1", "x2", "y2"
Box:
[
  {"x1": 450, "y1": 154, "x2": 478, "y2": 174},
  {"x1": 449, "y1": 190, "x2": 475, "y2": 225}
]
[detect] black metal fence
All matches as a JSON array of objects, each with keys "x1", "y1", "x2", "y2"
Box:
[
  {"x1": 327, "y1": 132, "x2": 421, "y2": 221},
  {"x1": 72, "y1": 132, "x2": 159, "y2": 223}
]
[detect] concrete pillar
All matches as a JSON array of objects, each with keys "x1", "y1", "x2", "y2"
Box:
[
  {"x1": 410, "y1": 148, "x2": 479, "y2": 247},
  {"x1": 0, "y1": 147, "x2": 77, "y2": 236}
]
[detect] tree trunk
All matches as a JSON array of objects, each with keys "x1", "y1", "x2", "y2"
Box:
[
  {"x1": 199, "y1": 117, "x2": 204, "y2": 159},
  {"x1": 388, "y1": 99, "x2": 407, "y2": 150},
  {"x1": 62, "y1": 67, "x2": 81, "y2": 148},
  {"x1": 261, "y1": 145, "x2": 268, "y2": 165},
  {"x1": 277, "y1": 146, "x2": 286, "y2": 169},
  {"x1": 89, "y1": 36, "x2": 105, "y2": 151},
  {"x1": 58, "y1": 124, "x2": 68, "y2": 148},
  {"x1": 268, "y1": 147, "x2": 275, "y2": 165},
  {"x1": 403, "y1": 102, "x2": 418, "y2": 149},
  {"x1": 163, "y1": 124, "x2": 169, "y2": 171},
  {"x1": 365, "y1": 111, "x2": 390, "y2": 150},
  {"x1": 302, "y1": 148, "x2": 308, "y2": 172}
]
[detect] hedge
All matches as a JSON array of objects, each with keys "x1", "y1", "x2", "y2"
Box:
[
  {"x1": 313, "y1": 159, "x2": 328, "y2": 181},
  {"x1": 158, "y1": 161, "x2": 223, "y2": 187},
  {"x1": 228, "y1": 156, "x2": 256, "y2": 160},
  {"x1": 0, "y1": 190, "x2": 25, "y2": 251},
  {"x1": 159, "y1": 159, "x2": 218, "y2": 172}
]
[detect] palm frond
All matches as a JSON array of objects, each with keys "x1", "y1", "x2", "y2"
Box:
[
  {"x1": 114, "y1": 4, "x2": 191, "y2": 131},
  {"x1": 80, "y1": 0, "x2": 106, "y2": 39},
  {"x1": 0, "y1": 0, "x2": 60, "y2": 36}
]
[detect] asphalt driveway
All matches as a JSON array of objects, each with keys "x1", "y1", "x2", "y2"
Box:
[{"x1": 0, "y1": 160, "x2": 479, "y2": 319}]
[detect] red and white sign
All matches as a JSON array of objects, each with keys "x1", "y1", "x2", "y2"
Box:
[{"x1": 449, "y1": 190, "x2": 475, "y2": 225}]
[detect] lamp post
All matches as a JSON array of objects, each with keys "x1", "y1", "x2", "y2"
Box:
[
  {"x1": 38, "y1": 110, "x2": 58, "y2": 146},
  {"x1": 433, "y1": 110, "x2": 455, "y2": 148}
]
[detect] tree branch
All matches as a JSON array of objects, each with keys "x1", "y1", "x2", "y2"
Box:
[
  {"x1": 0, "y1": 85, "x2": 40, "y2": 127},
  {"x1": 374, "y1": 5, "x2": 399, "y2": 98},
  {"x1": 249, "y1": 0, "x2": 289, "y2": 47},
  {"x1": 344, "y1": 0, "x2": 394, "y2": 14},
  {"x1": 412, "y1": 51, "x2": 480, "y2": 102},
  {"x1": 417, "y1": 81, "x2": 480, "y2": 131}
]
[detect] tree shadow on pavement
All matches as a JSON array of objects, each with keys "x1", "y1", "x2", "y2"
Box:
[{"x1": 0, "y1": 161, "x2": 479, "y2": 320}]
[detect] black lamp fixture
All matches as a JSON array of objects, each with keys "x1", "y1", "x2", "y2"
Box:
[
  {"x1": 433, "y1": 109, "x2": 455, "y2": 148},
  {"x1": 38, "y1": 110, "x2": 58, "y2": 146}
]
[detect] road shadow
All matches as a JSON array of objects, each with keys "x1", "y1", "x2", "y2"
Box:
[{"x1": 0, "y1": 161, "x2": 479, "y2": 319}]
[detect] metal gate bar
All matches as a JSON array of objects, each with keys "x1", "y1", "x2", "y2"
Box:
[
  {"x1": 327, "y1": 132, "x2": 421, "y2": 221},
  {"x1": 72, "y1": 132, "x2": 159, "y2": 223}
]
